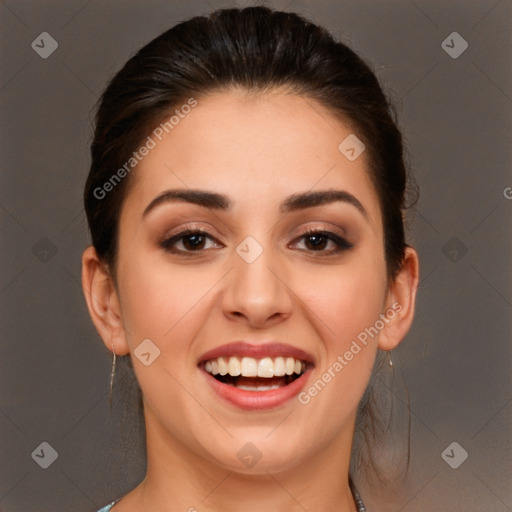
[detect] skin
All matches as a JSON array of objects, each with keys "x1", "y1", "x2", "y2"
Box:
[{"x1": 82, "y1": 89, "x2": 419, "y2": 512}]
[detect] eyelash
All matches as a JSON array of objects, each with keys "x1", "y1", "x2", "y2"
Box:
[
  {"x1": 160, "y1": 226, "x2": 353, "y2": 256},
  {"x1": 300, "y1": 227, "x2": 353, "y2": 254}
]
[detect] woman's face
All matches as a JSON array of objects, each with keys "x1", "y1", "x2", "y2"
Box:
[{"x1": 113, "y1": 90, "x2": 393, "y2": 473}]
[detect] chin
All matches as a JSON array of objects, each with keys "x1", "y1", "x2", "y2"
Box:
[{"x1": 197, "y1": 429, "x2": 310, "y2": 475}]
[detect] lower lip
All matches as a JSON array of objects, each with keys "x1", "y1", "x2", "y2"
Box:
[{"x1": 202, "y1": 370, "x2": 312, "y2": 411}]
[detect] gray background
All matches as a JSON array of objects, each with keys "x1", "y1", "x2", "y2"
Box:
[{"x1": 1, "y1": 0, "x2": 511, "y2": 511}]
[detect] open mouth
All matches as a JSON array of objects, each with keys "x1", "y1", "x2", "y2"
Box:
[{"x1": 203, "y1": 356, "x2": 308, "y2": 391}]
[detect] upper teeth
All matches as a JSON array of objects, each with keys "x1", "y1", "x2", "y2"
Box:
[{"x1": 204, "y1": 356, "x2": 306, "y2": 378}]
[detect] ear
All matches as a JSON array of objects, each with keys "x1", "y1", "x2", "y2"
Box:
[
  {"x1": 81, "y1": 245, "x2": 130, "y2": 355},
  {"x1": 378, "y1": 246, "x2": 420, "y2": 351}
]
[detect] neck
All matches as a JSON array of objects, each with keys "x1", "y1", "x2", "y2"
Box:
[{"x1": 125, "y1": 407, "x2": 359, "y2": 512}]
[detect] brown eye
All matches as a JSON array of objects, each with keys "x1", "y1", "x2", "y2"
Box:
[
  {"x1": 181, "y1": 233, "x2": 206, "y2": 250},
  {"x1": 304, "y1": 233, "x2": 329, "y2": 251},
  {"x1": 293, "y1": 229, "x2": 353, "y2": 255},
  {"x1": 161, "y1": 229, "x2": 222, "y2": 254}
]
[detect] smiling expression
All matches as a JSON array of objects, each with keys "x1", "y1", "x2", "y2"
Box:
[{"x1": 102, "y1": 89, "x2": 398, "y2": 473}]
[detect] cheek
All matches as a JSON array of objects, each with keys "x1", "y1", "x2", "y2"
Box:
[
  {"x1": 115, "y1": 258, "x2": 213, "y2": 420},
  {"x1": 117, "y1": 253, "x2": 212, "y2": 346},
  {"x1": 296, "y1": 258, "x2": 387, "y2": 348},
  {"x1": 292, "y1": 254, "x2": 386, "y2": 403}
]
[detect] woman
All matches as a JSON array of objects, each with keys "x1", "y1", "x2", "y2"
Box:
[{"x1": 82, "y1": 6, "x2": 419, "y2": 511}]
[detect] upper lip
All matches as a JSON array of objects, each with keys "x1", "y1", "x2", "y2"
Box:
[{"x1": 198, "y1": 342, "x2": 315, "y2": 365}]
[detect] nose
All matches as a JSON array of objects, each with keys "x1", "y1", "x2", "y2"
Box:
[{"x1": 221, "y1": 241, "x2": 293, "y2": 328}]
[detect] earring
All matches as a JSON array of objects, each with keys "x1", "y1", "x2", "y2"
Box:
[
  {"x1": 109, "y1": 344, "x2": 117, "y2": 410},
  {"x1": 388, "y1": 350, "x2": 393, "y2": 367}
]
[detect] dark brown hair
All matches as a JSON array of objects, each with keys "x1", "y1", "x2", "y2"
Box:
[{"x1": 85, "y1": 5, "x2": 417, "y2": 493}]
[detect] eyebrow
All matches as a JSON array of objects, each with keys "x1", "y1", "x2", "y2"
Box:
[{"x1": 142, "y1": 188, "x2": 369, "y2": 221}]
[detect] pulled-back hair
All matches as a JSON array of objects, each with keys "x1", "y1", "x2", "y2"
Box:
[{"x1": 84, "y1": 5, "x2": 417, "y2": 494}]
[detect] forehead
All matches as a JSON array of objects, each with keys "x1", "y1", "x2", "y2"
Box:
[{"x1": 121, "y1": 90, "x2": 382, "y2": 231}]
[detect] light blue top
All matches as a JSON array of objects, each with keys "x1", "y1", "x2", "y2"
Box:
[{"x1": 96, "y1": 500, "x2": 119, "y2": 512}]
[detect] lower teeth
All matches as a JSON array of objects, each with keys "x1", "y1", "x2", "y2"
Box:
[
  {"x1": 236, "y1": 384, "x2": 282, "y2": 391},
  {"x1": 215, "y1": 374, "x2": 300, "y2": 390}
]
